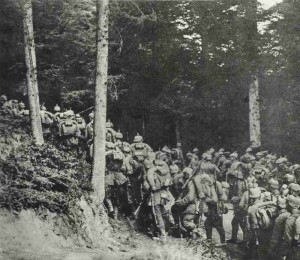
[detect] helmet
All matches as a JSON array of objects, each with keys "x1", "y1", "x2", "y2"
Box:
[
  {"x1": 170, "y1": 165, "x2": 180, "y2": 174},
  {"x1": 88, "y1": 112, "x2": 94, "y2": 118},
  {"x1": 206, "y1": 154, "x2": 213, "y2": 161},
  {"x1": 230, "y1": 152, "x2": 238, "y2": 159},
  {"x1": 54, "y1": 104, "x2": 60, "y2": 112},
  {"x1": 182, "y1": 167, "x2": 193, "y2": 175},
  {"x1": 115, "y1": 131, "x2": 123, "y2": 139},
  {"x1": 41, "y1": 105, "x2": 46, "y2": 110},
  {"x1": 75, "y1": 114, "x2": 81, "y2": 118},
  {"x1": 106, "y1": 142, "x2": 115, "y2": 150},
  {"x1": 106, "y1": 119, "x2": 113, "y2": 128},
  {"x1": 133, "y1": 133, "x2": 143, "y2": 143},
  {"x1": 122, "y1": 146, "x2": 131, "y2": 153},
  {"x1": 0, "y1": 95, "x2": 7, "y2": 101},
  {"x1": 249, "y1": 187, "x2": 261, "y2": 199},
  {"x1": 65, "y1": 110, "x2": 75, "y2": 117},
  {"x1": 19, "y1": 102, "x2": 25, "y2": 109},
  {"x1": 192, "y1": 148, "x2": 199, "y2": 154},
  {"x1": 246, "y1": 147, "x2": 253, "y2": 153}
]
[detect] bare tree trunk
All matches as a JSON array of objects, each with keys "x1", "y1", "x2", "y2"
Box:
[
  {"x1": 22, "y1": 0, "x2": 44, "y2": 145},
  {"x1": 246, "y1": 0, "x2": 261, "y2": 148},
  {"x1": 92, "y1": 0, "x2": 109, "y2": 206},
  {"x1": 249, "y1": 76, "x2": 261, "y2": 147},
  {"x1": 175, "y1": 119, "x2": 181, "y2": 145},
  {"x1": 142, "y1": 115, "x2": 146, "y2": 137}
]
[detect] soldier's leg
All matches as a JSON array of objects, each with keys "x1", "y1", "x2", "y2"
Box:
[
  {"x1": 153, "y1": 204, "x2": 166, "y2": 236},
  {"x1": 182, "y1": 214, "x2": 196, "y2": 235},
  {"x1": 204, "y1": 215, "x2": 213, "y2": 241},
  {"x1": 239, "y1": 214, "x2": 249, "y2": 241},
  {"x1": 228, "y1": 213, "x2": 239, "y2": 242},
  {"x1": 213, "y1": 215, "x2": 226, "y2": 243}
]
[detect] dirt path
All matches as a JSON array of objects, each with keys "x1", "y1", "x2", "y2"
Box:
[{"x1": 1, "y1": 207, "x2": 245, "y2": 260}]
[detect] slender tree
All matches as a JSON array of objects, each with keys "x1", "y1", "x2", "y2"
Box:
[
  {"x1": 22, "y1": 0, "x2": 44, "y2": 145},
  {"x1": 246, "y1": 0, "x2": 261, "y2": 148},
  {"x1": 92, "y1": 0, "x2": 109, "y2": 205}
]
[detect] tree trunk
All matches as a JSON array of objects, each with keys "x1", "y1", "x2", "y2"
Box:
[
  {"x1": 246, "y1": 0, "x2": 261, "y2": 148},
  {"x1": 175, "y1": 119, "x2": 181, "y2": 145},
  {"x1": 249, "y1": 76, "x2": 261, "y2": 148},
  {"x1": 92, "y1": 0, "x2": 109, "y2": 206},
  {"x1": 22, "y1": 0, "x2": 44, "y2": 145}
]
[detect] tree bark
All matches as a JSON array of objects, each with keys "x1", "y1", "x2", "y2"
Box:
[
  {"x1": 92, "y1": 0, "x2": 109, "y2": 205},
  {"x1": 249, "y1": 76, "x2": 261, "y2": 148},
  {"x1": 175, "y1": 119, "x2": 181, "y2": 145},
  {"x1": 246, "y1": 0, "x2": 261, "y2": 148},
  {"x1": 22, "y1": 0, "x2": 44, "y2": 145}
]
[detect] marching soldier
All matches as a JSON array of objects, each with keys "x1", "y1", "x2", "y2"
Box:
[
  {"x1": 144, "y1": 165, "x2": 174, "y2": 242},
  {"x1": 227, "y1": 171, "x2": 248, "y2": 244},
  {"x1": 172, "y1": 167, "x2": 198, "y2": 238}
]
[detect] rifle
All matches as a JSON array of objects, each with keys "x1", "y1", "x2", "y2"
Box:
[
  {"x1": 78, "y1": 106, "x2": 94, "y2": 115},
  {"x1": 178, "y1": 160, "x2": 203, "y2": 199},
  {"x1": 133, "y1": 201, "x2": 143, "y2": 219}
]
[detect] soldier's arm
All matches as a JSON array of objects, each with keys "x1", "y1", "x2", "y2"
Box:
[
  {"x1": 193, "y1": 176, "x2": 205, "y2": 200},
  {"x1": 206, "y1": 185, "x2": 218, "y2": 204},
  {"x1": 146, "y1": 168, "x2": 157, "y2": 191},
  {"x1": 176, "y1": 181, "x2": 195, "y2": 206}
]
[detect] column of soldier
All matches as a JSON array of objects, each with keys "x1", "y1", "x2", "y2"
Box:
[{"x1": 1, "y1": 95, "x2": 300, "y2": 259}]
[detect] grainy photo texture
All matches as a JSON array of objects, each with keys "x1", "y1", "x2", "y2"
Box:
[{"x1": 0, "y1": 0, "x2": 299, "y2": 259}]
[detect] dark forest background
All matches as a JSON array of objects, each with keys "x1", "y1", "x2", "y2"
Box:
[{"x1": 0, "y1": 0, "x2": 299, "y2": 160}]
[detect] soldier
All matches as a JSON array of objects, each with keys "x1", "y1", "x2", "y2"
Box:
[
  {"x1": 0, "y1": 94, "x2": 7, "y2": 107},
  {"x1": 291, "y1": 215, "x2": 300, "y2": 260},
  {"x1": 15, "y1": 102, "x2": 27, "y2": 117},
  {"x1": 170, "y1": 164, "x2": 184, "y2": 200},
  {"x1": 281, "y1": 194, "x2": 300, "y2": 259},
  {"x1": 105, "y1": 151, "x2": 128, "y2": 219},
  {"x1": 131, "y1": 133, "x2": 155, "y2": 162},
  {"x1": 172, "y1": 167, "x2": 198, "y2": 238},
  {"x1": 268, "y1": 197, "x2": 290, "y2": 260},
  {"x1": 290, "y1": 164, "x2": 300, "y2": 184},
  {"x1": 144, "y1": 165, "x2": 174, "y2": 242},
  {"x1": 171, "y1": 143, "x2": 185, "y2": 169},
  {"x1": 199, "y1": 174, "x2": 226, "y2": 247},
  {"x1": 188, "y1": 148, "x2": 200, "y2": 170},
  {"x1": 58, "y1": 111, "x2": 80, "y2": 149},
  {"x1": 240, "y1": 147, "x2": 254, "y2": 164},
  {"x1": 227, "y1": 171, "x2": 248, "y2": 244},
  {"x1": 40, "y1": 105, "x2": 54, "y2": 139},
  {"x1": 200, "y1": 154, "x2": 221, "y2": 181},
  {"x1": 85, "y1": 112, "x2": 94, "y2": 141}
]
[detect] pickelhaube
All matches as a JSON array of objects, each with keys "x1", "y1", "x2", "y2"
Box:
[
  {"x1": 88, "y1": 112, "x2": 94, "y2": 118},
  {"x1": 249, "y1": 187, "x2": 261, "y2": 198},
  {"x1": 1, "y1": 95, "x2": 7, "y2": 101},
  {"x1": 133, "y1": 133, "x2": 143, "y2": 143},
  {"x1": 19, "y1": 102, "x2": 25, "y2": 109},
  {"x1": 170, "y1": 164, "x2": 179, "y2": 174},
  {"x1": 115, "y1": 130, "x2": 123, "y2": 139},
  {"x1": 106, "y1": 119, "x2": 113, "y2": 128},
  {"x1": 106, "y1": 142, "x2": 115, "y2": 150},
  {"x1": 54, "y1": 104, "x2": 60, "y2": 112}
]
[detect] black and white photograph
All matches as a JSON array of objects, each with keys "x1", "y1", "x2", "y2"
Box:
[{"x1": 0, "y1": 0, "x2": 299, "y2": 259}]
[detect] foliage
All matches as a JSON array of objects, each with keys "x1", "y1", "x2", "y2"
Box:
[{"x1": 0, "y1": 0, "x2": 300, "y2": 160}]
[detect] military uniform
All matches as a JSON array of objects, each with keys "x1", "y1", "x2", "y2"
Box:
[
  {"x1": 144, "y1": 166, "x2": 174, "y2": 240},
  {"x1": 172, "y1": 169, "x2": 198, "y2": 237}
]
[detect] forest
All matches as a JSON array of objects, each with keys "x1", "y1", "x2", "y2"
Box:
[{"x1": 0, "y1": 0, "x2": 299, "y2": 158}]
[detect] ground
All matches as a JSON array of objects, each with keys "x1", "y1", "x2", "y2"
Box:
[{"x1": 0, "y1": 205, "x2": 245, "y2": 260}]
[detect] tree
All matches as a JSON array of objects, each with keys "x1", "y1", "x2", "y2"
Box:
[
  {"x1": 22, "y1": 0, "x2": 44, "y2": 145},
  {"x1": 92, "y1": 0, "x2": 109, "y2": 205},
  {"x1": 245, "y1": 0, "x2": 261, "y2": 148}
]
